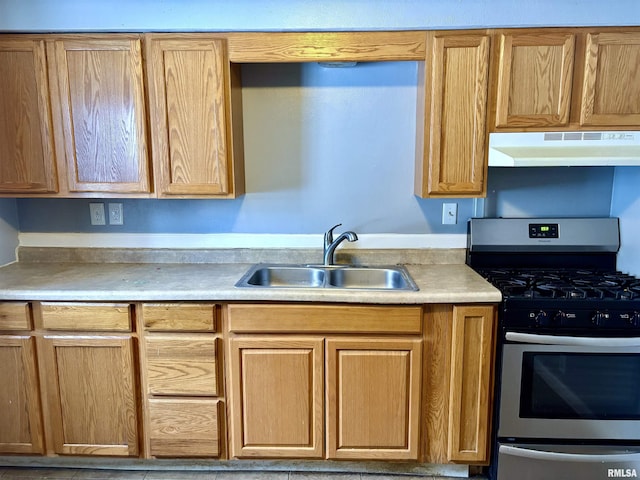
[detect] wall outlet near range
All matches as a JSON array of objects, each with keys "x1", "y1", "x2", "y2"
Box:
[
  {"x1": 89, "y1": 203, "x2": 106, "y2": 226},
  {"x1": 442, "y1": 203, "x2": 458, "y2": 225},
  {"x1": 108, "y1": 203, "x2": 124, "y2": 225}
]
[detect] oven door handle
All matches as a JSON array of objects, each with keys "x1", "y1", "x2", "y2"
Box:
[
  {"x1": 500, "y1": 444, "x2": 640, "y2": 462},
  {"x1": 505, "y1": 331, "x2": 640, "y2": 347}
]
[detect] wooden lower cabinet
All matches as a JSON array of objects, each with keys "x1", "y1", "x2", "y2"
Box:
[
  {"x1": 326, "y1": 338, "x2": 421, "y2": 460},
  {"x1": 138, "y1": 302, "x2": 224, "y2": 459},
  {"x1": 422, "y1": 304, "x2": 497, "y2": 464},
  {"x1": 228, "y1": 337, "x2": 325, "y2": 458},
  {"x1": 226, "y1": 304, "x2": 424, "y2": 461},
  {"x1": 0, "y1": 335, "x2": 44, "y2": 454},
  {"x1": 38, "y1": 335, "x2": 139, "y2": 456}
]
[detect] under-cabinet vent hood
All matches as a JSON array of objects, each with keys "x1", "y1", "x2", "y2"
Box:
[{"x1": 488, "y1": 131, "x2": 640, "y2": 167}]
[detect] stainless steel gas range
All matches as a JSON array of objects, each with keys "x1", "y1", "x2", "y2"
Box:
[{"x1": 467, "y1": 217, "x2": 640, "y2": 480}]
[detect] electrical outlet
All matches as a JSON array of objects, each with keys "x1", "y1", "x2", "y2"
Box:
[
  {"x1": 442, "y1": 203, "x2": 458, "y2": 225},
  {"x1": 89, "y1": 203, "x2": 106, "y2": 226},
  {"x1": 108, "y1": 203, "x2": 123, "y2": 225}
]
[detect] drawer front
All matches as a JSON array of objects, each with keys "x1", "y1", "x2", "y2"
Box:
[
  {"x1": 227, "y1": 304, "x2": 423, "y2": 334},
  {"x1": 39, "y1": 302, "x2": 132, "y2": 331},
  {"x1": 142, "y1": 303, "x2": 216, "y2": 332},
  {"x1": 145, "y1": 336, "x2": 218, "y2": 396},
  {"x1": 148, "y1": 398, "x2": 221, "y2": 457},
  {"x1": 0, "y1": 302, "x2": 31, "y2": 331}
]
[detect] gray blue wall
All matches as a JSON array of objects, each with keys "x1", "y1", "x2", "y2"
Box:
[
  {"x1": 1, "y1": 0, "x2": 640, "y2": 271},
  {"x1": 0, "y1": 199, "x2": 19, "y2": 265}
]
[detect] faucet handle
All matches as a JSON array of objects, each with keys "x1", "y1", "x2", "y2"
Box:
[{"x1": 324, "y1": 223, "x2": 342, "y2": 248}]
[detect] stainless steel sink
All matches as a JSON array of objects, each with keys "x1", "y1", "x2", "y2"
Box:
[
  {"x1": 327, "y1": 267, "x2": 415, "y2": 290},
  {"x1": 242, "y1": 265, "x2": 326, "y2": 288},
  {"x1": 236, "y1": 264, "x2": 418, "y2": 291}
]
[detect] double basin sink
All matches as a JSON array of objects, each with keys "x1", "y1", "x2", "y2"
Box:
[{"x1": 236, "y1": 264, "x2": 418, "y2": 291}]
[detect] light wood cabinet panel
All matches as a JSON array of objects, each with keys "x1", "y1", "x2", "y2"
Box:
[
  {"x1": 37, "y1": 302, "x2": 132, "y2": 331},
  {"x1": 146, "y1": 34, "x2": 244, "y2": 198},
  {"x1": 447, "y1": 305, "x2": 496, "y2": 463},
  {"x1": 495, "y1": 31, "x2": 575, "y2": 127},
  {"x1": 228, "y1": 337, "x2": 324, "y2": 458},
  {"x1": 580, "y1": 31, "x2": 640, "y2": 126},
  {"x1": 415, "y1": 31, "x2": 490, "y2": 198},
  {"x1": 225, "y1": 31, "x2": 426, "y2": 62},
  {"x1": 0, "y1": 336, "x2": 44, "y2": 454},
  {"x1": 422, "y1": 304, "x2": 497, "y2": 464},
  {"x1": 145, "y1": 336, "x2": 218, "y2": 396},
  {"x1": 0, "y1": 37, "x2": 58, "y2": 194},
  {"x1": 227, "y1": 304, "x2": 422, "y2": 334},
  {"x1": 326, "y1": 338, "x2": 421, "y2": 460},
  {"x1": 39, "y1": 335, "x2": 138, "y2": 456},
  {"x1": 148, "y1": 398, "x2": 221, "y2": 458},
  {"x1": 0, "y1": 301, "x2": 32, "y2": 331},
  {"x1": 142, "y1": 303, "x2": 216, "y2": 332},
  {"x1": 51, "y1": 35, "x2": 150, "y2": 194}
]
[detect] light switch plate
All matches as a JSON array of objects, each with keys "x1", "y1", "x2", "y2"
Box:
[{"x1": 442, "y1": 203, "x2": 457, "y2": 225}]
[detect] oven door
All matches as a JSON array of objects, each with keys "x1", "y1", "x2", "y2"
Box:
[{"x1": 499, "y1": 332, "x2": 640, "y2": 441}]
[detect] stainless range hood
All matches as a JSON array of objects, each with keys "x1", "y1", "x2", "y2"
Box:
[{"x1": 488, "y1": 131, "x2": 640, "y2": 167}]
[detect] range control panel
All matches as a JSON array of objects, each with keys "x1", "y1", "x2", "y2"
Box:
[{"x1": 529, "y1": 223, "x2": 559, "y2": 239}]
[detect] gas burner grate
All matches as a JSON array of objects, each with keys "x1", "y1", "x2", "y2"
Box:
[{"x1": 476, "y1": 268, "x2": 640, "y2": 301}]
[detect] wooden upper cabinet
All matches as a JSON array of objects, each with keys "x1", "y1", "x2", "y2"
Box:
[
  {"x1": 415, "y1": 31, "x2": 490, "y2": 198},
  {"x1": 146, "y1": 34, "x2": 244, "y2": 198},
  {"x1": 579, "y1": 31, "x2": 640, "y2": 126},
  {"x1": 51, "y1": 35, "x2": 150, "y2": 194},
  {"x1": 494, "y1": 31, "x2": 575, "y2": 128},
  {"x1": 0, "y1": 37, "x2": 58, "y2": 194}
]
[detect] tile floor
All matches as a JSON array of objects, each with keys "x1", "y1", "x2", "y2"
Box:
[{"x1": 0, "y1": 470, "x2": 475, "y2": 480}]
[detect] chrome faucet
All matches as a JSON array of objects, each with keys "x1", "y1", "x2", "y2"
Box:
[{"x1": 323, "y1": 223, "x2": 358, "y2": 266}]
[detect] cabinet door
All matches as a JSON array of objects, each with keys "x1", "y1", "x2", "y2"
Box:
[
  {"x1": 51, "y1": 36, "x2": 149, "y2": 193},
  {"x1": 0, "y1": 336, "x2": 44, "y2": 454},
  {"x1": 447, "y1": 305, "x2": 496, "y2": 463},
  {"x1": 146, "y1": 35, "x2": 243, "y2": 197},
  {"x1": 0, "y1": 37, "x2": 58, "y2": 193},
  {"x1": 580, "y1": 31, "x2": 640, "y2": 126},
  {"x1": 415, "y1": 32, "x2": 490, "y2": 197},
  {"x1": 39, "y1": 335, "x2": 138, "y2": 456},
  {"x1": 326, "y1": 338, "x2": 421, "y2": 460},
  {"x1": 228, "y1": 337, "x2": 324, "y2": 458},
  {"x1": 495, "y1": 31, "x2": 575, "y2": 127}
]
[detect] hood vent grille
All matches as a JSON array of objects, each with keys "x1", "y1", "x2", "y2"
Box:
[{"x1": 488, "y1": 131, "x2": 640, "y2": 167}]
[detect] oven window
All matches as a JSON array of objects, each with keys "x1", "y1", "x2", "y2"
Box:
[{"x1": 520, "y1": 353, "x2": 640, "y2": 420}]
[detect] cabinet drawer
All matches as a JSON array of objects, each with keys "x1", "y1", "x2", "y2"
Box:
[
  {"x1": 142, "y1": 303, "x2": 216, "y2": 332},
  {"x1": 38, "y1": 302, "x2": 132, "y2": 331},
  {"x1": 148, "y1": 398, "x2": 221, "y2": 457},
  {"x1": 227, "y1": 304, "x2": 423, "y2": 334},
  {"x1": 145, "y1": 336, "x2": 218, "y2": 396},
  {"x1": 0, "y1": 302, "x2": 31, "y2": 331}
]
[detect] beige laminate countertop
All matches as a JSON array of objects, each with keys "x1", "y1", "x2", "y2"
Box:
[{"x1": 0, "y1": 261, "x2": 501, "y2": 304}]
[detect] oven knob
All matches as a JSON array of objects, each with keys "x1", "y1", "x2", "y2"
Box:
[
  {"x1": 552, "y1": 311, "x2": 567, "y2": 326},
  {"x1": 591, "y1": 310, "x2": 609, "y2": 327},
  {"x1": 533, "y1": 310, "x2": 549, "y2": 327}
]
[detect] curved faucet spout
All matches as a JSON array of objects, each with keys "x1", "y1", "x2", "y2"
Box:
[{"x1": 323, "y1": 229, "x2": 358, "y2": 266}]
